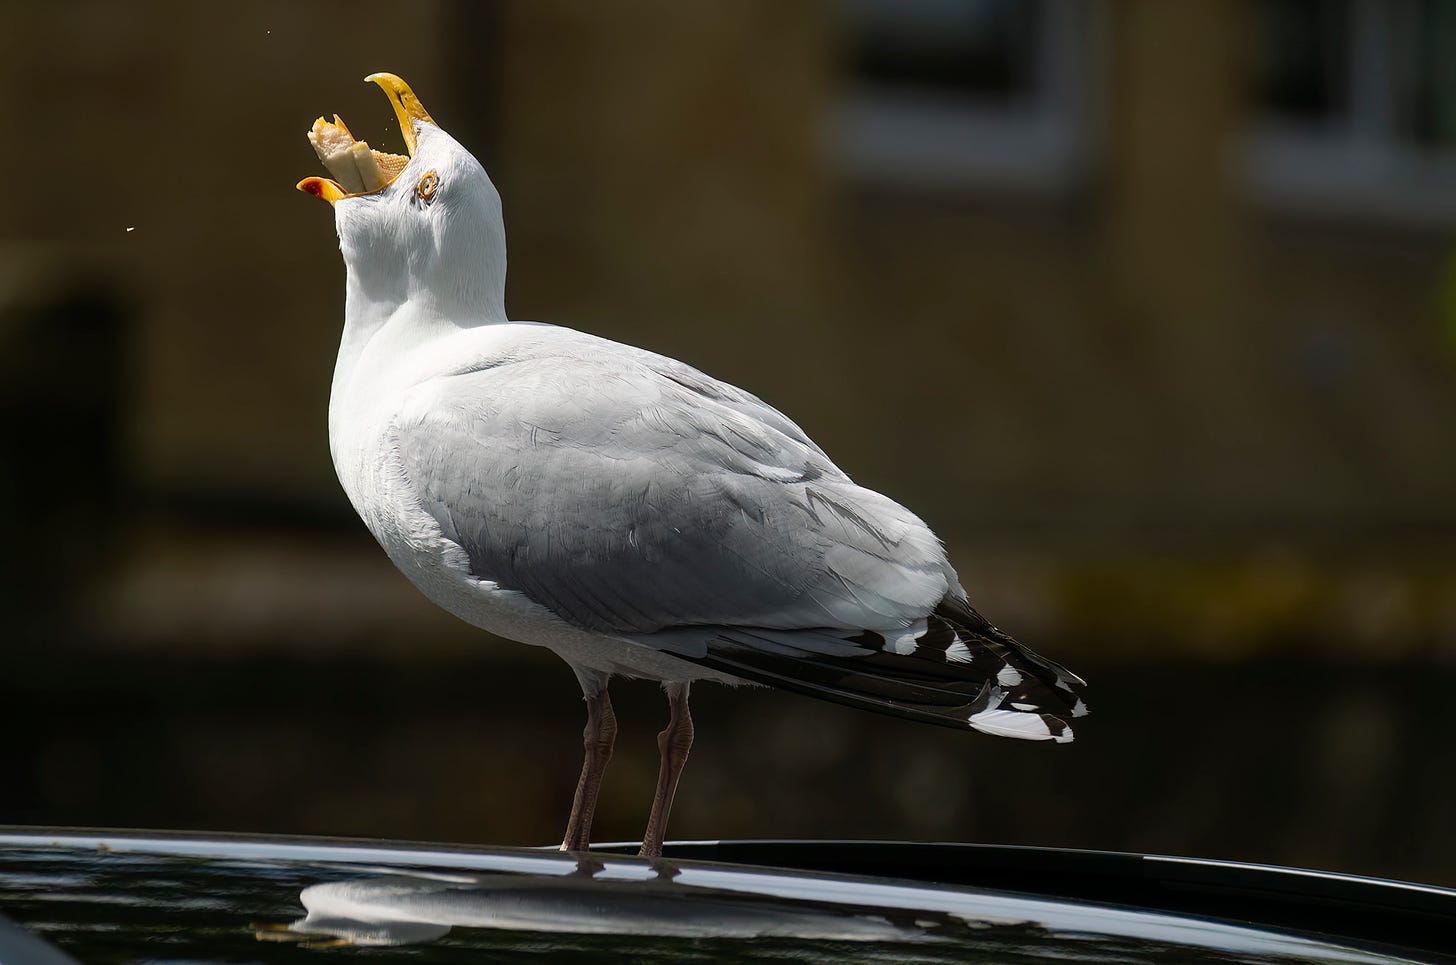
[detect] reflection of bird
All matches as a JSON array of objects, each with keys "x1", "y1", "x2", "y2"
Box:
[
  {"x1": 258, "y1": 860, "x2": 947, "y2": 947},
  {"x1": 299, "y1": 74, "x2": 1088, "y2": 857}
]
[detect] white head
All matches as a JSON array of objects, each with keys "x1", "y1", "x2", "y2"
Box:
[{"x1": 299, "y1": 74, "x2": 507, "y2": 326}]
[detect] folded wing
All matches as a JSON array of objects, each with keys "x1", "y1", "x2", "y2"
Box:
[
  {"x1": 391, "y1": 337, "x2": 1086, "y2": 739},
  {"x1": 392, "y1": 348, "x2": 953, "y2": 634}
]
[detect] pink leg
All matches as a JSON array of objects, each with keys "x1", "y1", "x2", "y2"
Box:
[
  {"x1": 560, "y1": 690, "x2": 617, "y2": 852},
  {"x1": 639, "y1": 682, "x2": 693, "y2": 858}
]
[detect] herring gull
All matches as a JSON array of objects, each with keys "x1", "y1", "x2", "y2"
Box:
[{"x1": 298, "y1": 73, "x2": 1088, "y2": 858}]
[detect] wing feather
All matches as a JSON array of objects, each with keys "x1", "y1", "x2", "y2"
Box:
[
  {"x1": 391, "y1": 339, "x2": 954, "y2": 635},
  {"x1": 388, "y1": 328, "x2": 1087, "y2": 742}
]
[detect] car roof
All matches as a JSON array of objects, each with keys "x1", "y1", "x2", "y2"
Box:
[{"x1": 2, "y1": 829, "x2": 1451, "y2": 963}]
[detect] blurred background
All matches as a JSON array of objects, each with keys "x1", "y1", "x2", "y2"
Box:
[{"x1": 3, "y1": 0, "x2": 1455, "y2": 886}]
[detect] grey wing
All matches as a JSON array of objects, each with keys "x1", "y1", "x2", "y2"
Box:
[
  {"x1": 392, "y1": 350, "x2": 1087, "y2": 742},
  {"x1": 391, "y1": 354, "x2": 955, "y2": 635},
  {"x1": 644, "y1": 353, "x2": 833, "y2": 461}
]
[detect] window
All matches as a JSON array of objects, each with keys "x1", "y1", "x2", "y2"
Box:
[
  {"x1": 834, "y1": 0, "x2": 1093, "y2": 193},
  {"x1": 1245, "y1": 0, "x2": 1456, "y2": 224}
]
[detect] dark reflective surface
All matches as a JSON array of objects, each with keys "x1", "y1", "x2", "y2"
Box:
[{"x1": 0, "y1": 831, "x2": 1444, "y2": 963}]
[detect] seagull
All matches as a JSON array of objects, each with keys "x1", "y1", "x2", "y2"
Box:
[{"x1": 299, "y1": 74, "x2": 1088, "y2": 858}]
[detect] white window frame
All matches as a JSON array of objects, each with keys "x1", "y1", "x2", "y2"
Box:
[
  {"x1": 833, "y1": 1, "x2": 1095, "y2": 195},
  {"x1": 1243, "y1": 0, "x2": 1456, "y2": 225}
]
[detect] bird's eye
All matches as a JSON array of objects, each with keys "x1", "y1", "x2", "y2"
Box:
[{"x1": 417, "y1": 172, "x2": 439, "y2": 202}]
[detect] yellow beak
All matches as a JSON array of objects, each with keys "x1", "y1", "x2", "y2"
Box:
[
  {"x1": 296, "y1": 72, "x2": 434, "y2": 205},
  {"x1": 365, "y1": 72, "x2": 436, "y2": 156},
  {"x1": 297, "y1": 176, "x2": 350, "y2": 204}
]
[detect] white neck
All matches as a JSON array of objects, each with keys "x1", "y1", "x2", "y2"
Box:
[
  {"x1": 325, "y1": 123, "x2": 513, "y2": 466},
  {"x1": 329, "y1": 191, "x2": 510, "y2": 405},
  {"x1": 329, "y1": 281, "x2": 489, "y2": 428}
]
